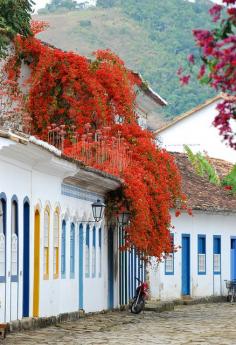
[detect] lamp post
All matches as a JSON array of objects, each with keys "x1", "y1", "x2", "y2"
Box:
[{"x1": 91, "y1": 199, "x2": 106, "y2": 222}]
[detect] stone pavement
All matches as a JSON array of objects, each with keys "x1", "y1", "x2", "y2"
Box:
[{"x1": 4, "y1": 303, "x2": 236, "y2": 345}]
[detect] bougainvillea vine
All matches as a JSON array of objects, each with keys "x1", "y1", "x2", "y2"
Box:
[
  {"x1": 3, "y1": 22, "x2": 185, "y2": 259},
  {"x1": 179, "y1": 0, "x2": 236, "y2": 149}
]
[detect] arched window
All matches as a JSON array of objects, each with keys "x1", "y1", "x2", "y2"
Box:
[
  {"x1": 0, "y1": 196, "x2": 6, "y2": 280},
  {"x1": 85, "y1": 225, "x2": 90, "y2": 278},
  {"x1": 61, "y1": 220, "x2": 66, "y2": 278},
  {"x1": 53, "y1": 209, "x2": 60, "y2": 279},
  {"x1": 92, "y1": 227, "x2": 96, "y2": 278},
  {"x1": 99, "y1": 228, "x2": 102, "y2": 278},
  {"x1": 11, "y1": 198, "x2": 18, "y2": 281},
  {"x1": 70, "y1": 223, "x2": 75, "y2": 278},
  {"x1": 43, "y1": 207, "x2": 50, "y2": 279}
]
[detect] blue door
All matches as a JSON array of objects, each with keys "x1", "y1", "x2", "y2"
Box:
[
  {"x1": 231, "y1": 238, "x2": 236, "y2": 280},
  {"x1": 23, "y1": 200, "x2": 30, "y2": 317},
  {"x1": 108, "y1": 227, "x2": 114, "y2": 309},
  {"x1": 79, "y1": 225, "x2": 84, "y2": 309},
  {"x1": 182, "y1": 234, "x2": 190, "y2": 295}
]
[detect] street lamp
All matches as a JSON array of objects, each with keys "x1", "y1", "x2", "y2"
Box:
[
  {"x1": 117, "y1": 211, "x2": 130, "y2": 227},
  {"x1": 92, "y1": 199, "x2": 106, "y2": 222}
]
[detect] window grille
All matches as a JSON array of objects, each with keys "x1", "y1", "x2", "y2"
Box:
[{"x1": 198, "y1": 254, "x2": 206, "y2": 273}]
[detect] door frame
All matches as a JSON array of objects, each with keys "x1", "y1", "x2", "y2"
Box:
[
  {"x1": 23, "y1": 198, "x2": 30, "y2": 317},
  {"x1": 79, "y1": 224, "x2": 84, "y2": 310},
  {"x1": 230, "y1": 236, "x2": 236, "y2": 281},
  {"x1": 108, "y1": 227, "x2": 114, "y2": 309},
  {"x1": 181, "y1": 234, "x2": 191, "y2": 296},
  {"x1": 33, "y1": 209, "x2": 40, "y2": 317}
]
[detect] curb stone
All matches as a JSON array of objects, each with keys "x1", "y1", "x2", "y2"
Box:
[
  {"x1": 5, "y1": 295, "x2": 228, "y2": 334},
  {"x1": 145, "y1": 295, "x2": 228, "y2": 312}
]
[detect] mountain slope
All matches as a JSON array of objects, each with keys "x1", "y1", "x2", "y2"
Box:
[{"x1": 36, "y1": 0, "x2": 215, "y2": 120}]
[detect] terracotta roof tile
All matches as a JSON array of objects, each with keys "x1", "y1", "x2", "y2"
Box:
[{"x1": 172, "y1": 152, "x2": 236, "y2": 213}]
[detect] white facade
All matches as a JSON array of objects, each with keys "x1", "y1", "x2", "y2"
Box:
[
  {"x1": 149, "y1": 210, "x2": 236, "y2": 301},
  {"x1": 0, "y1": 132, "x2": 120, "y2": 322},
  {"x1": 156, "y1": 96, "x2": 236, "y2": 163}
]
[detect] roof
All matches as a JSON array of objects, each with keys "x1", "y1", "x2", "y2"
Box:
[
  {"x1": 173, "y1": 152, "x2": 236, "y2": 213},
  {"x1": 0, "y1": 128, "x2": 122, "y2": 186},
  {"x1": 155, "y1": 94, "x2": 223, "y2": 135},
  {"x1": 131, "y1": 72, "x2": 167, "y2": 106}
]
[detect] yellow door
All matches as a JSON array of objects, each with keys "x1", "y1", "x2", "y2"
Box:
[{"x1": 33, "y1": 210, "x2": 40, "y2": 317}]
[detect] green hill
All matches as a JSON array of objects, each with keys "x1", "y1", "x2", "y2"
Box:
[{"x1": 36, "y1": 0, "x2": 215, "y2": 119}]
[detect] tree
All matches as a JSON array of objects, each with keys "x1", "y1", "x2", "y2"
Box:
[
  {"x1": 45, "y1": 0, "x2": 77, "y2": 12},
  {"x1": 179, "y1": 0, "x2": 236, "y2": 149},
  {"x1": 0, "y1": 0, "x2": 34, "y2": 57}
]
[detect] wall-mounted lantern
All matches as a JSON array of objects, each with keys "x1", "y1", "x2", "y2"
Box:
[
  {"x1": 92, "y1": 199, "x2": 106, "y2": 222},
  {"x1": 117, "y1": 211, "x2": 130, "y2": 227}
]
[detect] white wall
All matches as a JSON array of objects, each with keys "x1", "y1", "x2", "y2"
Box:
[
  {"x1": 149, "y1": 210, "x2": 236, "y2": 301},
  {"x1": 0, "y1": 138, "x2": 119, "y2": 322},
  {"x1": 157, "y1": 100, "x2": 236, "y2": 163}
]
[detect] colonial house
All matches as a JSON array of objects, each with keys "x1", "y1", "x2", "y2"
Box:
[
  {"x1": 149, "y1": 153, "x2": 236, "y2": 300},
  {"x1": 155, "y1": 95, "x2": 236, "y2": 163},
  {"x1": 0, "y1": 128, "x2": 125, "y2": 323},
  {"x1": 0, "y1": 42, "x2": 167, "y2": 322}
]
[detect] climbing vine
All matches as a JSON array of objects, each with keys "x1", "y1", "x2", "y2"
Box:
[
  {"x1": 3, "y1": 22, "x2": 185, "y2": 259},
  {"x1": 179, "y1": 0, "x2": 236, "y2": 149}
]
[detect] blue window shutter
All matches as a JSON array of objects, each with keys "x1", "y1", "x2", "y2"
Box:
[
  {"x1": 198, "y1": 235, "x2": 206, "y2": 254},
  {"x1": 214, "y1": 237, "x2": 221, "y2": 254}
]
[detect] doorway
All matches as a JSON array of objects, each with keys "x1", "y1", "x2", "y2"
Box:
[
  {"x1": 33, "y1": 209, "x2": 40, "y2": 317},
  {"x1": 182, "y1": 234, "x2": 190, "y2": 296},
  {"x1": 23, "y1": 200, "x2": 30, "y2": 317}
]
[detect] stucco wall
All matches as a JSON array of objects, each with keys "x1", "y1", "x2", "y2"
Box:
[
  {"x1": 149, "y1": 211, "x2": 236, "y2": 301},
  {"x1": 0, "y1": 138, "x2": 119, "y2": 322},
  {"x1": 157, "y1": 100, "x2": 236, "y2": 164}
]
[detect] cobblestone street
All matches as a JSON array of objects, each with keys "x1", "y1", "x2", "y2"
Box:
[{"x1": 4, "y1": 303, "x2": 236, "y2": 345}]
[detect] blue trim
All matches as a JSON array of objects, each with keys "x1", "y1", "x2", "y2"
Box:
[
  {"x1": 61, "y1": 220, "x2": 66, "y2": 279},
  {"x1": 108, "y1": 227, "x2": 114, "y2": 309},
  {"x1": 79, "y1": 224, "x2": 84, "y2": 309},
  {"x1": 92, "y1": 226, "x2": 96, "y2": 278},
  {"x1": 198, "y1": 234, "x2": 206, "y2": 275},
  {"x1": 11, "y1": 196, "x2": 19, "y2": 282},
  {"x1": 165, "y1": 233, "x2": 174, "y2": 275},
  {"x1": 11, "y1": 275, "x2": 18, "y2": 282},
  {"x1": 23, "y1": 199, "x2": 30, "y2": 317},
  {"x1": 182, "y1": 234, "x2": 190, "y2": 295},
  {"x1": 85, "y1": 225, "x2": 90, "y2": 278},
  {"x1": 0, "y1": 276, "x2": 5, "y2": 283},
  {"x1": 213, "y1": 235, "x2": 221, "y2": 275},
  {"x1": 70, "y1": 223, "x2": 75, "y2": 279},
  {"x1": 61, "y1": 184, "x2": 104, "y2": 203},
  {"x1": 0, "y1": 194, "x2": 7, "y2": 283},
  {"x1": 230, "y1": 236, "x2": 236, "y2": 280},
  {"x1": 99, "y1": 228, "x2": 102, "y2": 278}
]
